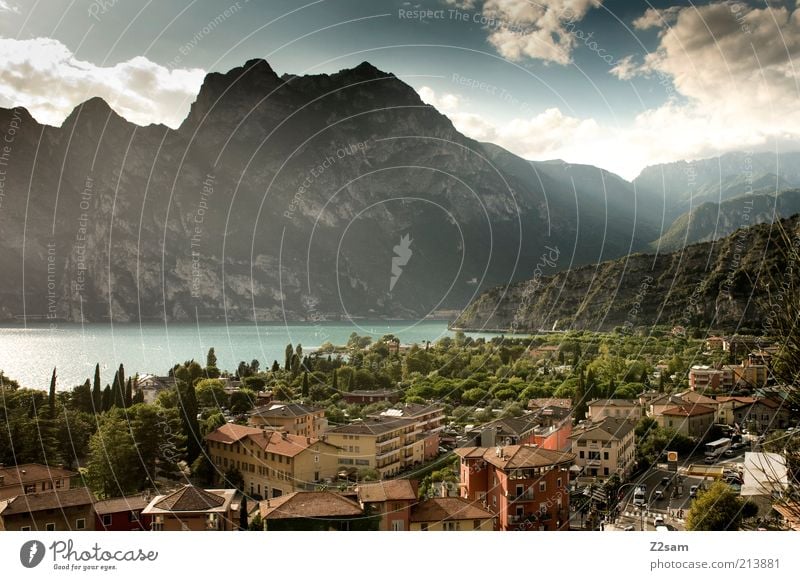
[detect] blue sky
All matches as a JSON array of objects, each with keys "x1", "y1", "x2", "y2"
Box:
[{"x1": 1, "y1": 0, "x2": 799, "y2": 179}]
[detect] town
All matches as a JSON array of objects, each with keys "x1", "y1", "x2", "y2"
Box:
[{"x1": 0, "y1": 329, "x2": 798, "y2": 532}]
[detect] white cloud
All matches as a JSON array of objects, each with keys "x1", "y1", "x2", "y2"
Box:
[
  {"x1": 0, "y1": 37, "x2": 205, "y2": 128},
  {"x1": 463, "y1": 0, "x2": 604, "y2": 65},
  {"x1": 0, "y1": 1, "x2": 19, "y2": 13},
  {"x1": 632, "y1": 6, "x2": 680, "y2": 30}
]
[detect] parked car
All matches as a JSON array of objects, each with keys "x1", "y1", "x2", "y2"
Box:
[
  {"x1": 654, "y1": 516, "x2": 665, "y2": 527},
  {"x1": 689, "y1": 485, "x2": 699, "y2": 498},
  {"x1": 655, "y1": 490, "x2": 664, "y2": 500},
  {"x1": 660, "y1": 477, "x2": 671, "y2": 487},
  {"x1": 623, "y1": 525, "x2": 635, "y2": 531},
  {"x1": 704, "y1": 455, "x2": 717, "y2": 464}
]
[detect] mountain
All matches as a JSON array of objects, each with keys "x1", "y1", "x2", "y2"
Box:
[
  {"x1": 452, "y1": 214, "x2": 800, "y2": 333},
  {"x1": 0, "y1": 59, "x2": 658, "y2": 323},
  {"x1": 633, "y1": 151, "x2": 800, "y2": 222},
  {"x1": 651, "y1": 189, "x2": 800, "y2": 251}
]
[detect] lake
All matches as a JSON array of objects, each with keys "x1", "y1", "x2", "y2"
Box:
[{"x1": 0, "y1": 320, "x2": 493, "y2": 390}]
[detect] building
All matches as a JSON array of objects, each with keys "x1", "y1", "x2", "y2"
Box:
[
  {"x1": 738, "y1": 398, "x2": 792, "y2": 433},
  {"x1": 456, "y1": 445, "x2": 574, "y2": 531},
  {"x1": 325, "y1": 417, "x2": 419, "y2": 479},
  {"x1": 0, "y1": 463, "x2": 77, "y2": 500},
  {"x1": 409, "y1": 497, "x2": 495, "y2": 531},
  {"x1": 342, "y1": 389, "x2": 402, "y2": 405},
  {"x1": 356, "y1": 479, "x2": 417, "y2": 531},
  {"x1": 528, "y1": 398, "x2": 572, "y2": 413},
  {"x1": 205, "y1": 423, "x2": 340, "y2": 499},
  {"x1": 246, "y1": 403, "x2": 327, "y2": 438},
  {"x1": 371, "y1": 403, "x2": 446, "y2": 461},
  {"x1": 94, "y1": 495, "x2": 152, "y2": 531},
  {"x1": 135, "y1": 374, "x2": 176, "y2": 404},
  {"x1": 587, "y1": 399, "x2": 642, "y2": 422},
  {"x1": 689, "y1": 365, "x2": 723, "y2": 391},
  {"x1": 142, "y1": 485, "x2": 239, "y2": 530},
  {"x1": 528, "y1": 345, "x2": 560, "y2": 359},
  {"x1": 0, "y1": 488, "x2": 95, "y2": 531},
  {"x1": 569, "y1": 417, "x2": 636, "y2": 480},
  {"x1": 706, "y1": 336, "x2": 725, "y2": 350},
  {"x1": 465, "y1": 414, "x2": 572, "y2": 452},
  {"x1": 258, "y1": 491, "x2": 374, "y2": 531},
  {"x1": 715, "y1": 396, "x2": 756, "y2": 426},
  {"x1": 654, "y1": 404, "x2": 716, "y2": 438},
  {"x1": 741, "y1": 452, "x2": 788, "y2": 498}
]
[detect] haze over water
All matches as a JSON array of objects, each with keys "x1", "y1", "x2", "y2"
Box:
[{"x1": 0, "y1": 320, "x2": 486, "y2": 390}]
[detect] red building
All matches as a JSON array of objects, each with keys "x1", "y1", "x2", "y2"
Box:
[
  {"x1": 356, "y1": 480, "x2": 418, "y2": 531},
  {"x1": 456, "y1": 445, "x2": 575, "y2": 531},
  {"x1": 94, "y1": 496, "x2": 152, "y2": 531}
]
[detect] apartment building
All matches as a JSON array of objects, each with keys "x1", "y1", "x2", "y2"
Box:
[
  {"x1": 324, "y1": 417, "x2": 418, "y2": 479},
  {"x1": 587, "y1": 399, "x2": 642, "y2": 422},
  {"x1": 247, "y1": 403, "x2": 327, "y2": 438},
  {"x1": 0, "y1": 463, "x2": 77, "y2": 501},
  {"x1": 569, "y1": 417, "x2": 636, "y2": 480}
]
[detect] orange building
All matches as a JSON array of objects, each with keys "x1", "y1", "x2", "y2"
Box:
[{"x1": 456, "y1": 445, "x2": 575, "y2": 531}]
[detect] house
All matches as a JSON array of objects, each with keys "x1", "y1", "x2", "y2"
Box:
[
  {"x1": 689, "y1": 365, "x2": 723, "y2": 391},
  {"x1": 569, "y1": 417, "x2": 636, "y2": 480},
  {"x1": 246, "y1": 403, "x2": 327, "y2": 438},
  {"x1": 135, "y1": 374, "x2": 176, "y2": 404},
  {"x1": 258, "y1": 491, "x2": 375, "y2": 530},
  {"x1": 325, "y1": 417, "x2": 418, "y2": 479},
  {"x1": 706, "y1": 336, "x2": 725, "y2": 350},
  {"x1": 654, "y1": 404, "x2": 716, "y2": 438},
  {"x1": 342, "y1": 389, "x2": 403, "y2": 405},
  {"x1": 715, "y1": 396, "x2": 756, "y2": 426},
  {"x1": 94, "y1": 495, "x2": 152, "y2": 531},
  {"x1": 410, "y1": 497, "x2": 495, "y2": 531},
  {"x1": 0, "y1": 487, "x2": 95, "y2": 531},
  {"x1": 456, "y1": 445, "x2": 574, "y2": 531},
  {"x1": 738, "y1": 398, "x2": 792, "y2": 433},
  {"x1": 528, "y1": 345, "x2": 560, "y2": 359},
  {"x1": 0, "y1": 463, "x2": 77, "y2": 500},
  {"x1": 528, "y1": 398, "x2": 573, "y2": 413},
  {"x1": 142, "y1": 485, "x2": 239, "y2": 530},
  {"x1": 355, "y1": 480, "x2": 417, "y2": 531},
  {"x1": 205, "y1": 423, "x2": 340, "y2": 499},
  {"x1": 587, "y1": 399, "x2": 642, "y2": 422}
]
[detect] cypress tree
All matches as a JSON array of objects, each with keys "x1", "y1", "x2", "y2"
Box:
[
  {"x1": 92, "y1": 364, "x2": 102, "y2": 413},
  {"x1": 48, "y1": 367, "x2": 57, "y2": 417},
  {"x1": 332, "y1": 369, "x2": 338, "y2": 391},
  {"x1": 124, "y1": 377, "x2": 133, "y2": 407},
  {"x1": 102, "y1": 385, "x2": 113, "y2": 412},
  {"x1": 302, "y1": 371, "x2": 309, "y2": 398},
  {"x1": 284, "y1": 343, "x2": 293, "y2": 371},
  {"x1": 271, "y1": 360, "x2": 280, "y2": 372}
]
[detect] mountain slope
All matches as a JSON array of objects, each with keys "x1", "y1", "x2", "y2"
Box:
[
  {"x1": 453, "y1": 214, "x2": 800, "y2": 333},
  {"x1": 651, "y1": 189, "x2": 800, "y2": 251},
  {"x1": 0, "y1": 59, "x2": 657, "y2": 323}
]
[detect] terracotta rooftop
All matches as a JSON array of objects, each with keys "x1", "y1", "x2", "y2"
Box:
[
  {"x1": 587, "y1": 398, "x2": 639, "y2": 407},
  {"x1": 0, "y1": 463, "x2": 77, "y2": 487},
  {"x1": 93, "y1": 495, "x2": 150, "y2": 515},
  {"x1": 528, "y1": 398, "x2": 572, "y2": 410},
  {"x1": 410, "y1": 497, "x2": 494, "y2": 522},
  {"x1": 0, "y1": 487, "x2": 94, "y2": 516},
  {"x1": 259, "y1": 491, "x2": 364, "y2": 520},
  {"x1": 455, "y1": 445, "x2": 575, "y2": 470},
  {"x1": 661, "y1": 404, "x2": 716, "y2": 417},
  {"x1": 204, "y1": 423, "x2": 262, "y2": 444},
  {"x1": 357, "y1": 480, "x2": 416, "y2": 503},
  {"x1": 152, "y1": 485, "x2": 225, "y2": 512},
  {"x1": 247, "y1": 430, "x2": 322, "y2": 457}
]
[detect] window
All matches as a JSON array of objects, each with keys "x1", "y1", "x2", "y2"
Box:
[
  {"x1": 102, "y1": 514, "x2": 112, "y2": 526},
  {"x1": 55, "y1": 479, "x2": 63, "y2": 489},
  {"x1": 579, "y1": 451, "x2": 584, "y2": 459},
  {"x1": 42, "y1": 481, "x2": 52, "y2": 491},
  {"x1": 75, "y1": 518, "x2": 86, "y2": 530},
  {"x1": 20, "y1": 526, "x2": 31, "y2": 531},
  {"x1": 46, "y1": 523, "x2": 56, "y2": 531},
  {"x1": 473, "y1": 519, "x2": 481, "y2": 530},
  {"x1": 557, "y1": 478, "x2": 562, "y2": 488},
  {"x1": 314, "y1": 454, "x2": 319, "y2": 463},
  {"x1": 539, "y1": 482, "x2": 546, "y2": 492},
  {"x1": 421, "y1": 523, "x2": 428, "y2": 531},
  {"x1": 24, "y1": 484, "x2": 35, "y2": 494},
  {"x1": 577, "y1": 440, "x2": 587, "y2": 447},
  {"x1": 603, "y1": 467, "x2": 609, "y2": 476},
  {"x1": 391, "y1": 520, "x2": 404, "y2": 531},
  {"x1": 603, "y1": 452, "x2": 609, "y2": 460},
  {"x1": 443, "y1": 521, "x2": 460, "y2": 531}
]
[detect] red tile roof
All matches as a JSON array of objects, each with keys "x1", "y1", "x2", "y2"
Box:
[
  {"x1": 153, "y1": 486, "x2": 225, "y2": 511},
  {"x1": 455, "y1": 445, "x2": 575, "y2": 470},
  {"x1": 357, "y1": 480, "x2": 416, "y2": 503},
  {"x1": 410, "y1": 497, "x2": 494, "y2": 522},
  {"x1": 204, "y1": 423, "x2": 262, "y2": 444},
  {"x1": 247, "y1": 431, "x2": 319, "y2": 457},
  {"x1": 0, "y1": 463, "x2": 77, "y2": 488},
  {"x1": 0, "y1": 488, "x2": 94, "y2": 516},
  {"x1": 259, "y1": 491, "x2": 363, "y2": 520},
  {"x1": 661, "y1": 404, "x2": 716, "y2": 417},
  {"x1": 93, "y1": 495, "x2": 150, "y2": 515}
]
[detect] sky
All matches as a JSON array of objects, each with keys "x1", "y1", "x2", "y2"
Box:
[{"x1": 0, "y1": 0, "x2": 798, "y2": 179}]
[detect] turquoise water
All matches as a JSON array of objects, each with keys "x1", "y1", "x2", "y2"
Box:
[{"x1": 0, "y1": 320, "x2": 481, "y2": 390}]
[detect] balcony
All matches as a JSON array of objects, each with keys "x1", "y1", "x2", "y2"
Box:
[
  {"x1": 510, "y1": 492, "x2": 536, "y2": 502},
  {"x1": 586, "y1": 459, "x2": 602, "y2": 467}
]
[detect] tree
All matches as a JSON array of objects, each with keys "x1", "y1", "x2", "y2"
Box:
[
  {"x1": 101, "y1": 385, "x2": 112, "y2": 412},
  {"x1": 271, "y1": 360, "x2": 280, "y2": 372},
  {"x1": 71, "y1": 379, "x2": 93, "y2": 414},
  {"x1": 573, "y1": 368, "x2": 588, "y2": 421},
  {"x1": 302, "y1": 371, "x2": 309, "y2": 398},
  {"x1": 48, "y1": 368, "x2": 57, "y2": 417},
  {"x1": 250, "y1": 359, "x2": 260, "y2": 374},
  {"x1": 284, "y1": 343, "x2": 294, "y2": 371},
  {"x1": 195, "y1": 379, "x2": 227, "y2": 409},
  {"x1": 331, "y1": 369, "x2": 338, "y2": 392},
  {"x1": 685, "y1": 481, "x2": 745, "y2": 530},
  {"x1": 92, "y1": 364, "x2": 102, "y2": 413},
  {"x1": 229, "y1": 389, "x2": 256, "y2": 414},
  {"x1": 205, "y1": 348, "x2": 221, "y2": 378},
  {"x1": 124, "y1": 378, "x2": 133, "y2": 408},
  {"x1": 290, "y1": 354, "x2": 300, "y2": 376},
  {"x1": 178, "y1": 380, "x2": 201, "y2": 465},
  {"x1": 86, "y1": 414, "x2": 139, "y2": 498},
  {"x1": 248, "y1": 514, "x2": 264, "y2": 531}
]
